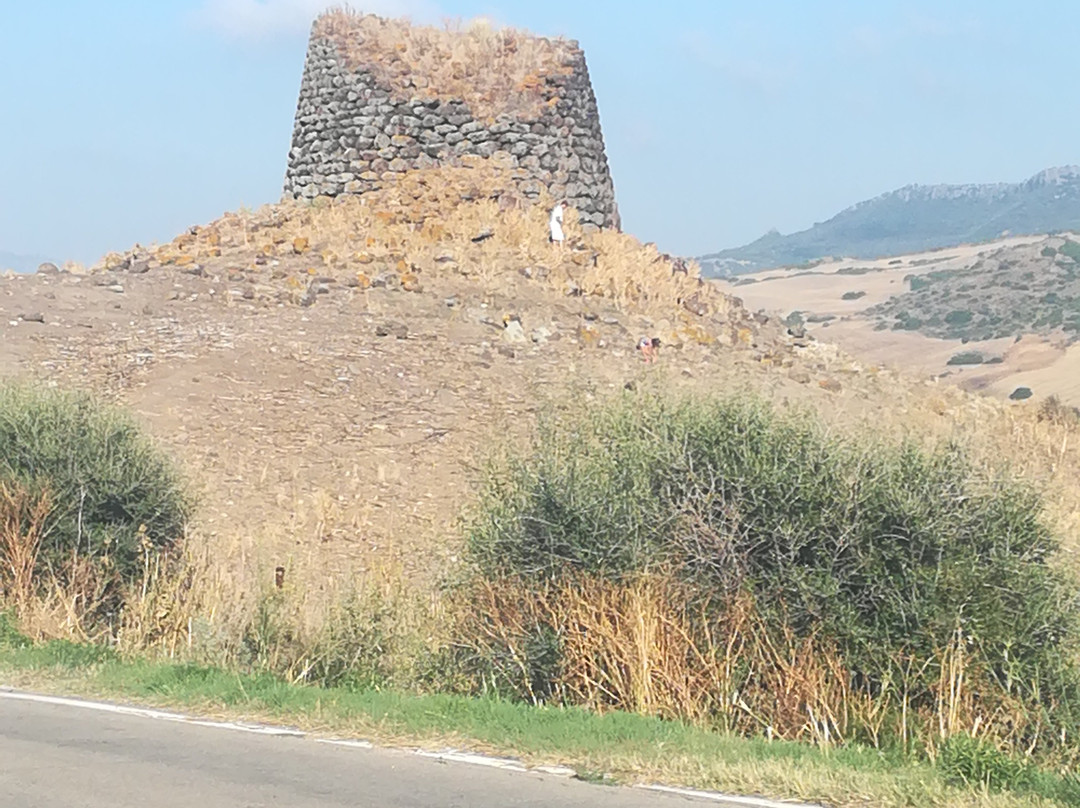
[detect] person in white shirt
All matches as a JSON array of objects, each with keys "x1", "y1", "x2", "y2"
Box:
[{"x1": 549, "y1": 200, "x2": 566, "y2": 244}]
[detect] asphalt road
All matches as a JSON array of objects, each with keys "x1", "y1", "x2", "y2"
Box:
[{"x1": 0, "y1": 693, "x2": 756, "y2": 808}]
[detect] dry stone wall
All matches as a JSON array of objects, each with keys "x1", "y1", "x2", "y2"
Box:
[{"x1": 283, "y1": 18, "x2": 618, "y2": 230}]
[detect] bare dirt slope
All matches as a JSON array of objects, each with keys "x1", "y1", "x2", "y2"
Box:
[
  {"x1": 2, "y1": 171, "x2": 860, "y2": 582},
  {"x1": 6, "y1": 169, "x2": 1075, "y2": 586}
]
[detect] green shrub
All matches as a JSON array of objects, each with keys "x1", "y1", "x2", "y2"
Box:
[
  {"x1": 0, "y1": 612, "x2": 29, "y2": 648},
  {"x1": 944, "y1": 309, "x2": 973, "y2": 327},
  {"x1": 937, "y1": 735, "x2": 1032, "y2": 792},
  {"x1": 0, "y1": 384, "x2": 190, "y2": 588},
  {"x1": 1060, "y1": 241, "x2": 1080, "y2": 262},
  {"x1": 1010, "y1": 387, "x2": 1034, "y2": 401},
  {"x1": 946, "y1": 351, "x2": 985, "y2": 366},
  {"x1": 466, "y1": 393, "x2": 1080, "y2": 754},
  {"x1": 841, "y1": 290, "x2": 866, "y2": 301}
]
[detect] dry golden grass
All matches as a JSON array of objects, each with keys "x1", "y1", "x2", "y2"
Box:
[
  {"x1": 314, "y1": 9, "x2": 575, "y2": 119},
  {"x1": 0, "y1": 483, "x2": 49, "y2": 613},
  {"x1": 458, "y1": 573, "x2": 1055, "y2": 758}
]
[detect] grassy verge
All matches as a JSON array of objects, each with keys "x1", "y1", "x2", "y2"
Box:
[{"x1": 1, "y1": 627, "x2": 1076, "y2": 808}]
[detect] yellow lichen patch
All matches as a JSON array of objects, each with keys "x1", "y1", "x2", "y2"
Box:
[
  {"x1": 292, "y1": 236, "x2": 310, "y2": 254},
  {"x1": 174, "y1": 255, "x2": 195, "y2": 267},
  {"x1": 355, "y1": 272, "x2": 371, "y2": 289},
  {"x1": 321, "y1": 249, "x2": 340, "y2": 266},
  {"x1": 205, "y1": 230, "x2": 221, "y2": 247},
  {"x1": 401, "y1": 272, "x2": 422, "y2": 292},
  {"x1": 577, "y1": 324, "x2": 601, "y2": 347},
  {"x1": 737, "y1": 327, "x2": 754, "y2": 346},
  {"x1": 421, "y1": 222, "x2": 448, "y2": 241},
  {"x1": 102, "y1": 252, "x2": 126, "y2": 270},
  {"x1": 353, "y1": 252, "x2": 374, "y2": 264},
  {"x1": 679, "y1": 324, "x2": 717, "y2": 346}
]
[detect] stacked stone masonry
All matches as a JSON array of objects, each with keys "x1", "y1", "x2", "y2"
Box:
[{"x1": 283, "y1": 25, "x2": 618, "y2": 230}]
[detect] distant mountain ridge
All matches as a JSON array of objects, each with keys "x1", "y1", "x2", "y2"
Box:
[
  {"x1": 0, "y1": 251, "x2": 52, "y2": 274},
  {"x1": 699, "y1": 166, "x2": 1080, "y2": 276}
]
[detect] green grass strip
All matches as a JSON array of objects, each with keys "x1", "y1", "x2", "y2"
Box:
[{"x1": 0, "y1": 628, "x2": 1076, "y2": 808}]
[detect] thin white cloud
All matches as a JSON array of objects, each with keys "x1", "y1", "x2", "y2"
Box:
[{"x1": 192, "y1": 0, "x2": 439, "y2": 40}]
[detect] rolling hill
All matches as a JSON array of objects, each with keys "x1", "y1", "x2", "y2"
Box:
[{"x1": 699, "y1": 166, "x2": 1080, "y2": 276}]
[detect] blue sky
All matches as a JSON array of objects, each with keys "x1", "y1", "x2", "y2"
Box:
[{"x1": 2, "y1": 1, "x2": 1077, "y2": 266}]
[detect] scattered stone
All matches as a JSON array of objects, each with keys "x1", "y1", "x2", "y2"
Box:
[
  {"x1": 471, "y1": 229, "x2": 495, "y2": 243},
  {"x1": 530, "y1": 326, "x2": 552, "y2": 344},
  {"x1": 788, "y1": 368, "x2": 812, "y2": 384},
  {"x1": 502, "y1": 320, "x2": 527, "y2": 343},
  {"x1": 601, "y1": 315, "x2": 619, "y2": 325},
  {"x1": 564, "y1": 280, "x2": 582, "y2": 297},
  {"x1": 18, "y1": 312, "x2": 45, "y2": 324},
  {"x1": 128, "y1": 260, "x2": 151, "y2": 274},
  {"x1": 520, "y1": 265, "x2": 549, "y2": 281},
  {"x1": 819, "y1": 377, "x2": 843, "y2": 393},
  {"x1": 497, "y1": 344, "x2": 516, "y2": 358},
  {"x1": 372, "y1": 271, "x2": 401, "y2": 290},
  {"x1": 36, "y1": 262, "x2": 60, "y2": 275},
  {"x1": 105, "y1": 284, "x2": 125, "y2": 294},
  {"x1": 1009, "y1": 386, "x2": 1034, "y2": 401},
  {"x1": 444, "y1": 296, "x2": 459, "y2": 308},
  {"x1": 682, "y1": 293, "x2": 709, "y2": 317},
  {"x1": 375, "y1": 321, "x2": 408, "y2": 339}
]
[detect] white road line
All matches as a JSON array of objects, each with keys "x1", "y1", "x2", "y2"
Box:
[
  {"x1": 415, "y1": 749, "x2": 529, "y2": 771},
  {"x1": 0, "y1": 688, "x2": 303, "y2": 736},
  {"x1": 638, "y1": 784, "x2": 823, "y2": 808},
  {"x1": 1, "y1": 687, "x2": 815, "y2": 807},
  {"x1": 316, "y1": 738, "x2": 375, "y2": 749}
]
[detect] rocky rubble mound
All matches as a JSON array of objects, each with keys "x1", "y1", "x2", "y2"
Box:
[{"x1": 96, "y1": 161, "x2": 786, "y2": 356}]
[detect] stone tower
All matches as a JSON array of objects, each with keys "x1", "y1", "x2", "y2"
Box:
[{"x1": 283, "y1": 12, "x2": 618, "y2": 230}]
